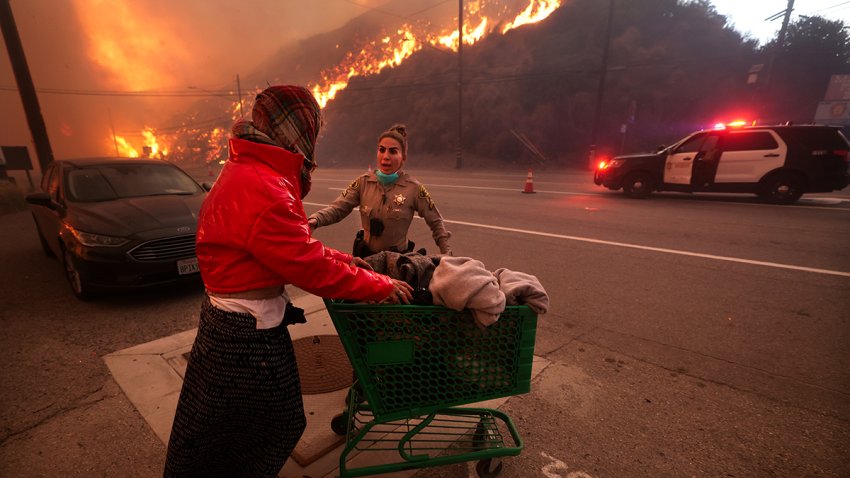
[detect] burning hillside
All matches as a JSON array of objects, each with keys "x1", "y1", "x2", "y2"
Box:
[{"x1": 89, "y1": 0, "x2": 561, "y2": 163}]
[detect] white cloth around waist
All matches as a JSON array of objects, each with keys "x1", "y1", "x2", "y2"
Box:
[{"x1": 208, "y1": 289, "x2": 290, "y2": 330}]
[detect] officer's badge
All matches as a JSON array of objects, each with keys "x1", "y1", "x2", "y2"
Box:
[
  {"x1": 418, "y1": 185, "x2": 435, "y2": 209},
  {"x1": 342, "y1": 178, "x2": 361, "y2": 198},
  {"x1": 393, "y1": 193, "x2": 406, "y2": 207}
]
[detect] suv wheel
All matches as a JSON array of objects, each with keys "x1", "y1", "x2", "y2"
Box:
[
  {"x1": 758, "y1": 173, "x2": 804, "y2": 204},
  {"x1": 622, "y1": 172, "x2": 654, "y2": 199}
]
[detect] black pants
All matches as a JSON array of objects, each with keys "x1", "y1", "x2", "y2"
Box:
[{"x1": 352, "y1": 230, "x2": 415, "y2": 259}]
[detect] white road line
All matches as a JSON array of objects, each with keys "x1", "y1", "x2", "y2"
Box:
[
  {"x1": 320, "y1": 184, "x2": 850, "y2": 210},
  {"x1": 441, "y1": 218, "x2": 850, "y2": 278},
  {"x1": 302, "y1": 204, "x2": 850, "y2": 278}
]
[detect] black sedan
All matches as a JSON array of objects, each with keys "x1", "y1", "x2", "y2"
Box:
[{"x1": 26, "y1": 157, "x2": 210, "y2": 299}]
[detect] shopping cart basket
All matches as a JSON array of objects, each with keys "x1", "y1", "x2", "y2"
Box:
[{"x1": 324, "y1": 299, "x2": 538, "y2": 478}]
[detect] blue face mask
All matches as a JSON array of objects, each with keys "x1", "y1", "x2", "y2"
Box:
[{"x1": 375, "y1": 170, "x2": 399, "y2": 185}]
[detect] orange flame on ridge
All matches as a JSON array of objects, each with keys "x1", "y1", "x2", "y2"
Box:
[
  {"x1": 98, "y1": 0, "x2": 561, "y2": 158},
  {"x1": 311, "y1": 0, "x2": 561, "y2": 108}
]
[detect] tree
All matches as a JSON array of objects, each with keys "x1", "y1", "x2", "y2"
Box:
[{"x1": 763, "y1": 16, "x2": 850, "y2": 122}]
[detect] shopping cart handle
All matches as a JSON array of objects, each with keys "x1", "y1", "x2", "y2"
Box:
[{"x1": 397, "y1": 412, "x2": 438, "y2": 462}]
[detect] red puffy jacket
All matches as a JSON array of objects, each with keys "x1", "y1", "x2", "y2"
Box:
[{"x1": 196, "y1": 138, "x2": 393, "y2": 301}]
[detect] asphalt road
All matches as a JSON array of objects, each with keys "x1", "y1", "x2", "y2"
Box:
[{"x1": 1, "y1": 167, "x2": 849, "y2": 477}]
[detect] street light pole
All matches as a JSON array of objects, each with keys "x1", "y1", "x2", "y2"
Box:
[{"x1": 236, "y1": 74, "x2": 244, "y2": 118}]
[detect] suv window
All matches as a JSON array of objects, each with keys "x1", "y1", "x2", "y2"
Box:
[
  {"x1": 673, "y1": 133, "x2": 707, "y2": 153},
  {"x1": 723, "y1": 132, "x2": 778, "y2": 151},
  {"x1": 782, "y1": 127, "x2": 849, "y2": 150}
]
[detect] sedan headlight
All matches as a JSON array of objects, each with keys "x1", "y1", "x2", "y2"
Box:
[
  {"x1": 67, "y1": 226, "x2": 129, "y2": 247},
  {"x1": 607, "y1": 159, "x2": 624, "y2": 168}
]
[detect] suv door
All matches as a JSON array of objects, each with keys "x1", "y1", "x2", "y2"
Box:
[
  {"x1": 691, "y1": 133, "x2": 722, "y2": 189},
  {"x1": 714, "y1": 130, "x2": 785, "y2": 184},
  {"x1": 664, "y1": 132, "x2": 707, "y2": 185}
]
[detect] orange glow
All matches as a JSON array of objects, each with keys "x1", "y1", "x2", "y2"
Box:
[
  {"x1": 597, "y1": 160, "x2": 608, "y2": 170},
  {"x1": 72, "y1": 0, "x2": 190, "y2": 91}
]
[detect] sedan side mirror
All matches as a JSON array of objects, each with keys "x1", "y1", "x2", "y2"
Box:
[
  {"x1": 656, "y1": 145, "x2": 666, "y2": 152},
  {"x1": 25, "y1": 191, "x2": 54, "y2": 208}
]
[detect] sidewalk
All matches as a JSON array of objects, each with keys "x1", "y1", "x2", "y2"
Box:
[{"x1": 104, "y1": 293, "x2": 549, "y2": 477}]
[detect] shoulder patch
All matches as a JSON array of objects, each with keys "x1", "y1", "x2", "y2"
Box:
[
  {"x1": 418, "y1": 185, "x2": 435, "y2": 210},
  {"x1": 342, "y1": 177, "x2": 361, "y2": 198}
]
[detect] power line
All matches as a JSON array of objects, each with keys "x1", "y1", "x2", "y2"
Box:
[
  {"x1": 812, "y1": 0, "x2": 850, "y2": 14},
  {"x1": 0, "y1": 85, "x2": 234, "y2": 97}
]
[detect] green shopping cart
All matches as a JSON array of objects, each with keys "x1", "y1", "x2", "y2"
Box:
[{"x1": 323, "y1": 299, "x2": 538, "y2": 478}]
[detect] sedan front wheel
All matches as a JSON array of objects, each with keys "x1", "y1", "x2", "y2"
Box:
[{"x1": 63, "y1": 247, "x2": 94, "y2": 300}]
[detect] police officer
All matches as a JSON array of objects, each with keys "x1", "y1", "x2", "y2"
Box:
[{"x1": 308, "y1": 124, "x2": 452, "y2": 257}]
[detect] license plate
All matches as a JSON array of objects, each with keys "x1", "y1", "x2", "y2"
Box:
[{"x1": 177, "y1": 257, "x2": 200, "y2": 275}]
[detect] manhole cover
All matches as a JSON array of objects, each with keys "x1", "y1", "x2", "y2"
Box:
[{"x1": 292, "y1": 335, "x2": 354, "y2": 394}]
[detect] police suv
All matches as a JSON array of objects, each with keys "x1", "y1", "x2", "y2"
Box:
[{"x1": 593, "y1": 124, "x2": 850, "y2": 204}]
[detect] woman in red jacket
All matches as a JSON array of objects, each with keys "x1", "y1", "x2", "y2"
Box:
[{"x1": 164, "y1": 85, "x2": 412, "y2": 478}]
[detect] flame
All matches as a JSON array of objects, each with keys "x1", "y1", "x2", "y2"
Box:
[
  {"x1": 312, "y1": 26, "x2": 422, "y2": 108},
  {"x1": 111, "y1": 127, "x2": 170, "y2": 158},
  {"x1": 310, "y1": 0, "x2": 560, "y2": 108},
  {"x1": 113, "y1": 135, "x2": 139, "y2": 158},
  {"x1": 501, "y1": 0, "x2": 560, "y2": 33},
  {"x1": 206, "y1": 127, "x2": 228, "y2": 164},
  {"x1": 96, "y1": 0, "x2": 562, "y2": 158},
  {"x1": 142, "y1": 127, "x2": 169, "y2": 157}
]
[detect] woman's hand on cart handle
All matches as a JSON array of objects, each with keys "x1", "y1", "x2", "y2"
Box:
[
  {"x1": 350, "y1": 256, "x2": 373, "y2": 271},
  {"x1": 383, "y1": 279, "x2": 413, "y2": 304}
]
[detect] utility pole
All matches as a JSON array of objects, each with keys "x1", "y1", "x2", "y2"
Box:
[
  {"x1": 588, "y1": 0, "x2": 614, "y2": 170},
  {"x1": 760, "y1": 0, "x2": 794, "y2": 121},
  {"x1": 236, "y1": 74, "x2": 244, "y2": 118},
  {"x1": 0, "y1": 0, "x2": 54, "y2": 173},
  {"x1": 455, "y1": 0, "x2": 463, "y2": 169}
]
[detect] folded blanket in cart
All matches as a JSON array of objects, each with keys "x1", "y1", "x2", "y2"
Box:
[
  {"x1": 363, "y1": 252, "x2": 549, "y2": 327},
  {"x1": 431, "y1": 256, "x2": 548, "y2": 327}
]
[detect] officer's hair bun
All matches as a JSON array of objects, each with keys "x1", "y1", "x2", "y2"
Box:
[{"x1": 389, "y1": 124, "x2": 407, "y2": 138}]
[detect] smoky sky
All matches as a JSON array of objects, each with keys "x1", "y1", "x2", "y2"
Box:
[
  {"x1": 1, "y1": 0, "x2": 540, "y2": 169},
  {"x1": 0, "y1": 0, "x2": 389, "y2": 165}
]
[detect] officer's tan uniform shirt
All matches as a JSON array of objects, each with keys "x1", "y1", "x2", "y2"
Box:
[{"x1": 309, "y1": 171, "x2": 452, "y2": 254}]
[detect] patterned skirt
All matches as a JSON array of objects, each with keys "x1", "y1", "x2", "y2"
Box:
[{"x1": 163, "y1": 298, "x2": 305, "y2": 478}]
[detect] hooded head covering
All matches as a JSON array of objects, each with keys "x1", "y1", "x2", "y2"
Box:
[
  {"x1": 378, "y1": 124, "x2": 408, "y2": 160},
  {"x1": 231, "y1": 85, "x2": 322, "y2": 198},
  {"x1": 251, "y1": 85, "x2": 322, "y2": 164}
]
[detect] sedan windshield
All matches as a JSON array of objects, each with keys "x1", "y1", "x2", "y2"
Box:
[{"x1": 66, "y1": 163, "x2": 201, "y2": 202}]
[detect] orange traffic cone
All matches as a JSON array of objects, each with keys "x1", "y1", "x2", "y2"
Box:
[{"x1": 522, "y1": 168, "x2": 536, "y2": 194}]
